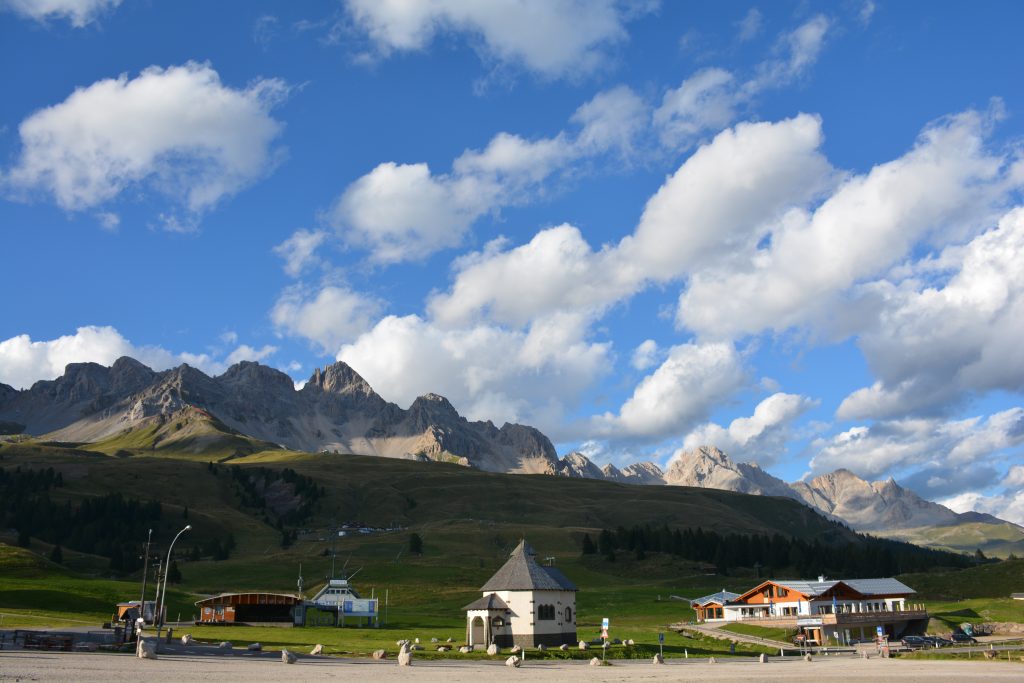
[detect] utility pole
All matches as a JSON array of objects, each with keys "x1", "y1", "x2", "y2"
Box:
[
  {"x1": 139, "y1": 528, "x2": 153, "y2": 624},
  {"x1": 151, "y1": 558, "x2": 163, "y2": 627}
]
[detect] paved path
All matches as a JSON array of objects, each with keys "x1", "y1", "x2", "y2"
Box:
[
  {"x1": 671, "y1": 621, "x2": 798, "y2": 652},
  {"x1": 2, "y1": 650, "x2": 1023, "y2": 682}
]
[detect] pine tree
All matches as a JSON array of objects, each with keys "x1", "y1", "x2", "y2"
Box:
[
  {"x1": 409, "y1": 532, "x2": 424, "y2": 555},
  {"x1": 581, "y1": 533, "x2": 596, "y2": 555},
  {"x1": 167, "y1": 560, "x2": 182, "y2": 584},
  {"x1": 16, "y1": 529, "x2": 30, "y2": 548},
  {"x1": 49, "y1": 544, "x2": 63, "y2": 564}
]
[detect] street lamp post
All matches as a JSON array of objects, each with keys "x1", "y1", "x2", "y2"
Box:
[{"x1": 156, "y1": 524, "x2": 191, "y2": 639}]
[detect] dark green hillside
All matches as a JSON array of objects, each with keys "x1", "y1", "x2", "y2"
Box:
[
  {"x1": 899, "y1": 558, "x2": 1024, "y2": 600},
  {"x1": 0, "y1": 442, "x2": 1017, "y2": 650},
  {"x1": 0, "y1": 444, "x2": 849, "y2": 542}
]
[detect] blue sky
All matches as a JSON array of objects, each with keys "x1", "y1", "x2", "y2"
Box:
[{"x1": 1, "y1": 0, "x2": 1023, "y2": 520}]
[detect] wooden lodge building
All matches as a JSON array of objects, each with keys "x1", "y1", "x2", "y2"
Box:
[
  {"x1": 464, "y1": 540, "x2": 577, "y2": 649},
  {"x1": 691, "y1": 577, "x2": 928, "y2": 645},
  {"x1": 196, "y1": 592, "x2": 302, "y2": 625}
]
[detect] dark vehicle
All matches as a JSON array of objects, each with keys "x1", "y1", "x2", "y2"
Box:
[
  {"x1": 922, "y1": 636, "x2": 952, "y2": 648},
  {"x1": 901, "y1": 635, "x2": 928, "y2": 648},
  {"x1": 951, "y1": 633, "x2": 977, "y2": 644}
]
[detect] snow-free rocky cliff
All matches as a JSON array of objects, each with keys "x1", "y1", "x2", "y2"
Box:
[
  {"x1": 0, "y1": 358, "x2": 559, "y2": 474},
  {"x1": 1, "y1": 357, "x2": 1014, "y2": 536}
]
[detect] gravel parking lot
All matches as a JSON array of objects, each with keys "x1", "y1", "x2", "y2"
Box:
[{"x1": 1, "y1": 651, "x2": 1022, "y2": 682}]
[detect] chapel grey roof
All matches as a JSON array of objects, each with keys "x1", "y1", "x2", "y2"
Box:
[
  {"x1": 480, "y1": 539, "x2": 578, "y2": 592},
  {"x1": 463, "y1": 593, "x2": 510, "y2": 611},
  {"x1": 691, "y1": 590, "x2": 741, "y2": 607}
]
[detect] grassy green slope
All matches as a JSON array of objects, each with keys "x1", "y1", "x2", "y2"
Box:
[
  {"x1": 85, "y1": 407, "x2": 280, "y2": 461},
  {"x1": 875, "y1": 522, "x2": 1024, "y2": 558},
  {"x1": 2, "y1": 443, "x2": 1018, "y2": 654}
]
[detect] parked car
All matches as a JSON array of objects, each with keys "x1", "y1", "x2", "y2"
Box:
[
  {"x1": 901, "y1": 635, "x2": 928, "y2": 648},
  {"x1": 950, "y1": 633, "x2": 977, "y2": 644},
  {"x1": 922, "y1": 636, "x2": 953, "y2": 648}
]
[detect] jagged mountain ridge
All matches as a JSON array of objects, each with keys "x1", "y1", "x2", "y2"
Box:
[
  {"x1": 551, "y1": 446, "x2": 1019, "y2": 539},
  {"x1": 2, "y1": 357, "x2": 1017, "y2": 544},
  {"x1": 0, "y1": 358, "x2": 559, "y2": 474}
]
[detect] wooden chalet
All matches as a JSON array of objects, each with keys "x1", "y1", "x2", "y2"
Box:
[
  {"x1": 691, "y1": 576, "x2": 928, "y2": 645},
  {"x1": 195, "y1": 592, "x2": 302, "y2": 625}
]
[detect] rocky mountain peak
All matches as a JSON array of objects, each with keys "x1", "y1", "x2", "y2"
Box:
[
  {"x1": 557, "y1": 451, "x2": 604, "y2": 479},
  {"x1": 218, "y1": 361, "x2": 295, "y2": 393},
  {"x1": 601, "y1": 463, "x2": 624, "y2": 480},
  {"x1": 306, "y1": 361, "x2": 376, "y2": 397},
  {"x1": 621, "y1": 461, "x2": 666, "y2": 484},
  {"x1": 497, "y1": 423, "x2": 558, "y2": 463},
  {"x1": 664, "y1": 445, "x2": 796, "y2": 498}
]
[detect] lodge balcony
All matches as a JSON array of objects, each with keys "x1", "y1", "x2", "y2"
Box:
[{"x1": 702, "y1": 604, "x2": 929, "y2": 627}]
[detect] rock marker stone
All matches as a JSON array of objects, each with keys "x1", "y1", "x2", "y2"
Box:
[
  {"x1": 505, "y1": 655, "x2": 521, "y2": 668},
  {"x1": 137, "y1": 638, "x2": 158, "y2": 660},
  {"x1": 281, "y1": 649, "x2": 297, "y2": 664},
  {"x1": 310, "y1": 644, "x2": 324, "y2": 656},
  {"x1": 652, "y1": 654, "x2": 664, "y2": 665}
]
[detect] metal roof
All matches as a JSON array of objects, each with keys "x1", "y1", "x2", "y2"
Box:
[
  {"x1": 480, "y1": 539, "x2": 578, "y2": 592},
  {"x1": 738, "y1": 578, "x2": 915, "y2": 601},
  {"x1": 691, "y1": 590, "x2": 741, "y2": 607},
  {"x1": 463, "y1": 593, "x2": 510, "y2": 611},
  {"x1": 843, "y1": 578, "x2": 915, "y2": 596},
  {"x1": 194, "y1": 592, "x2": 301, "y2": 606}
]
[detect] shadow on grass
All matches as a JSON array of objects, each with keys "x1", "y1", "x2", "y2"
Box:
[{"x1": 0, "y1": 589, "x2": 110, "y2": 613}]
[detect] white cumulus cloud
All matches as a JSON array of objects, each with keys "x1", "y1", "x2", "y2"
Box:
[
  {"x1": 839, "y1": 206, "x2": 1024, "y2": 420},
  {"x1": 942, "y1": 489, "x2": 1024, "y2": 526},
  {"x1": 3, "y1": 62, "x2": 287, "y2": 228},
  {"x1": 0, "y1": 326, "x2": 278, "y2": 389},
  {"x1": 430, "y1": 113, "x2": 832, "y2": 326},
  {"x1": 337, "y1": 312, "x2": 611, "y2": 434},
  {"x1": 2, "y1": 0, "x2": 121, "y2": 26},
  {"x1": 591, "y1": 341, "x2": 745, "y2": 440},
  {"x1": 676, "y1": 107, "x2": 1017, "y2": 339},
  {"x1": 329, "y1": 86, "x2": 646, "y2": 263},
  {"x1": 271, "y1": 284, "x2": 381, "y2": 354},
  {"x1": 682, "y1": 392, "x2": 818, "y2": 464},
  {"x1": 654, "y1": 16, "x2": 830, "y2": 149},
  {"x1": 344, "y1": 0, "x2": 650, "y2": 79},
  {"x1": 274, "y1": 229, "x2": 329, "y2": 277},
  {"x1": 809, "y1": 408, "x2": 1024, "y2": 485}
]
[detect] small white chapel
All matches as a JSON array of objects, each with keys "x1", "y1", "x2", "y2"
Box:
[{"x1": 463, "y1": 539, "x2": 577, "y2": 649}]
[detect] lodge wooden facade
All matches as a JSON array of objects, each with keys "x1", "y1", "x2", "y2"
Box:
[
  {"x1": 691, "y1": 577, "x2": 928, "y2": 645},
  {"x1": 195, "y1": 592, "x2": 302, "y2": 624}
]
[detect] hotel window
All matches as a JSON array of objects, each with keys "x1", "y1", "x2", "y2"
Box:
[{"x1": 777, "y1": 588, "x2": 788, "y2": 597}]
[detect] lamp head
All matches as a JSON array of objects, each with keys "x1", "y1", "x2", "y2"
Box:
[{"x1": 185, "y1": 525, "x2": 192, "y2": 531}]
